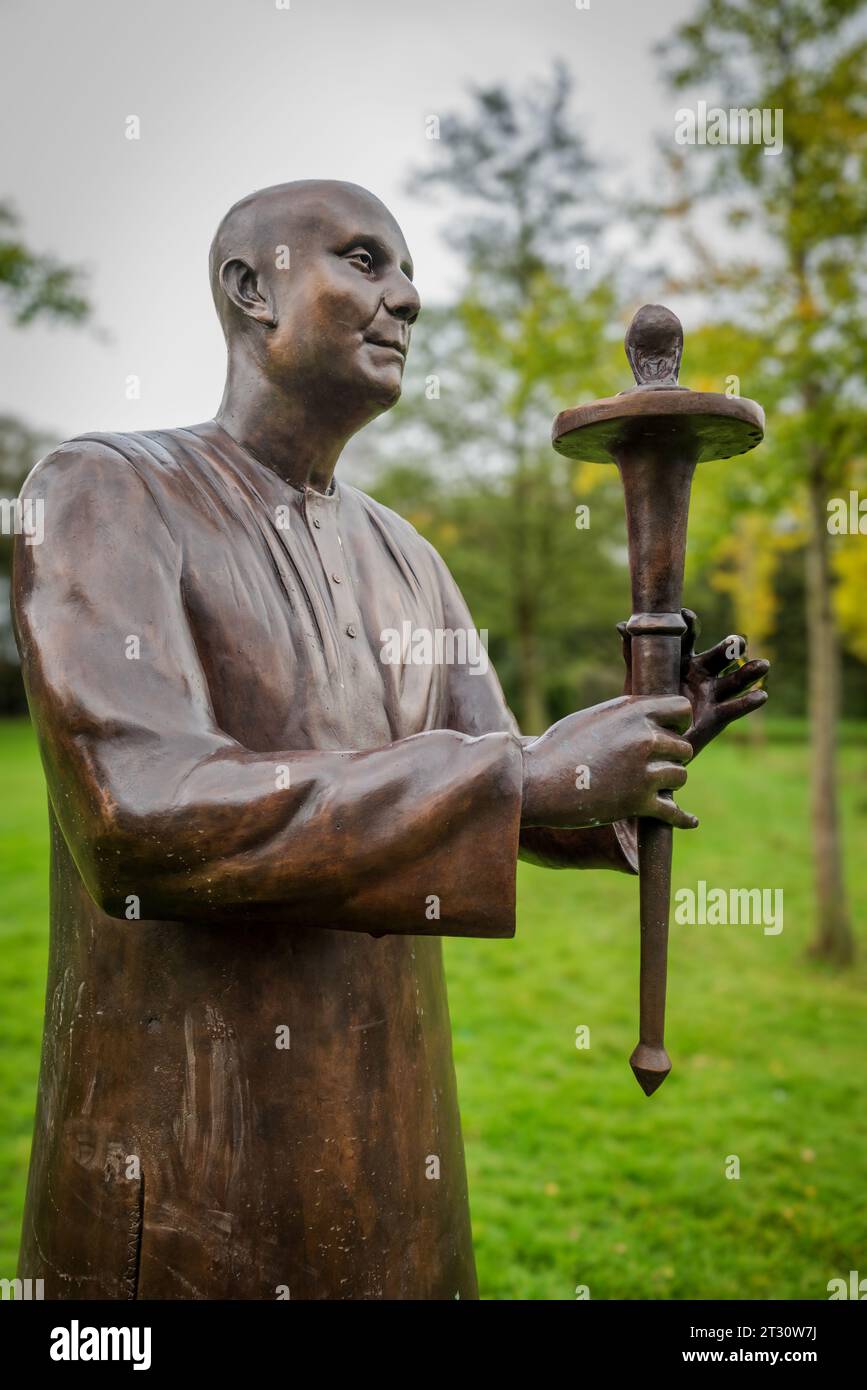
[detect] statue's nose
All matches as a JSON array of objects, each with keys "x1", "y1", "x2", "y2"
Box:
[{"x1": 384, "y1": 277, "x2": 421, "y2": 325}]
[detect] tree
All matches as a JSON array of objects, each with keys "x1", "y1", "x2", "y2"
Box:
[
  {"x1": 0, "y1": 205, "x2": 90, "y2": 711},
  {"x1": 652, "y1": 0, "x2": 867, "y2": 963},
  {"x1": 371, "y1": 65, "x2": 629, "y2": 731},
  {"x1": 0, "y1": 417, "x2": 60, "y2": 710},
  {"x1": 0, "y1": 202, "x2": 89, "y2": 325}
]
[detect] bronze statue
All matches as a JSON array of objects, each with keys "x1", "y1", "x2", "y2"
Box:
[{"x1": 13, "y1": 181, "x2": 768, "y2": 1300}]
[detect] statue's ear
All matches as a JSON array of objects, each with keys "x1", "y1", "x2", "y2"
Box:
[{"x1": 219, "y1": 258, "x2": 276, "y2": 326}]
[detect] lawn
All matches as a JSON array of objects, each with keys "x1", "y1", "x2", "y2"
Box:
[{"x1": 1, "y1": 717, "x2": 865, "y2": 1298}]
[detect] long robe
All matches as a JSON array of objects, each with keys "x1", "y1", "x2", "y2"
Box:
[{"x1": 13, "y1": 420, "x2": 636, "y2": 1300}]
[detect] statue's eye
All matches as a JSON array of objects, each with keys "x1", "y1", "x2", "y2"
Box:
[{"x1": 346, "y1": 248, "x2": 374, "y2": 274}]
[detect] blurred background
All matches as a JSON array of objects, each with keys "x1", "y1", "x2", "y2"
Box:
[{"x1": 1, "y1": 0, "x2": 866, "y2": 1297}]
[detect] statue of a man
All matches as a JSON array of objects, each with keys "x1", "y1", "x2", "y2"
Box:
[{"x1": 13, "y1": 181, "x2": 767, "y2": 1299}]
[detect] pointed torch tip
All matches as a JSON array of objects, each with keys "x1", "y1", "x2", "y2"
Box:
[{"x1": 629, "y1": 1043, "x2": 672, "y2": 1097}]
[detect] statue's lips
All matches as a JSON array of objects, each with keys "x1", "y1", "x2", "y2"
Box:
[{"x1": 363, "y1": 336, "x2": 406, "y2": 361}]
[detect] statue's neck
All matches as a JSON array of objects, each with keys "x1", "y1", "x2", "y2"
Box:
[{"x1": 216, "y1": 361, "x2": 352, "y2": 495}]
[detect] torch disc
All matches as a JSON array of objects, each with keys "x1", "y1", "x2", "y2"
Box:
[{"x1": 552, "y1": 388, "x2": 764, "y2": 465}]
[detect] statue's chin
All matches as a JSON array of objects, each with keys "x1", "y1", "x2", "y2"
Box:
[
  {"x1": 363, "y1": 371, "x2": 403, "y2": 412},
  {"x1": 311, "y1": 361, "x2": 403, "y2": 426},
  {"x1": 380, "y1": 379, "x2": 403, "y2": 408}
]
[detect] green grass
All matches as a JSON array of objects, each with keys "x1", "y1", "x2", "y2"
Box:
[
  {"x1": 2, "y1": 718, "x2": 865, "y2": 1297},
  {"x1": 0, "y1": 719, "x2": 51, "y2": 1279}
]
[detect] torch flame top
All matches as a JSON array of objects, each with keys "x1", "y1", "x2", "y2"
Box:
[{"x1": 625, "y1": 304, "x2": 684, "y2": 388}]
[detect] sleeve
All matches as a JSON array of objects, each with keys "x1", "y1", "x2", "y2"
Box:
[
  {"x1": 12, "y1": 443, "x2": 525, "y2": 936},
  {"x1": 427, "y1": 541, "x2": 638, "y2": 875}
]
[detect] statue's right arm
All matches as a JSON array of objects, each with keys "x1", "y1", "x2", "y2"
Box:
[{"x1": 12, "y1": 443, "x2": 525, "y2": 937}]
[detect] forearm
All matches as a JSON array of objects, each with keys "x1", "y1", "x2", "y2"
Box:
[{"x1": 46, "y1": 724, "x2": 525, "y2": 934}]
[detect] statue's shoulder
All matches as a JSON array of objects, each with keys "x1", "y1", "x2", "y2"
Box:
[{"x1": 21, "y1": 426, "x2": 188, "y2": 506}]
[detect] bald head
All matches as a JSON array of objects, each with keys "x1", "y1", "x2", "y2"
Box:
[
  {"x1": 210, "y1": 179, "x2": 420, "y2": 431},
  {"x1": 209, "y1": 180, "x2": 412, "y2": 334}
]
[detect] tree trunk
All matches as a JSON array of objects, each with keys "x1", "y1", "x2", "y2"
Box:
[
  {"x1": 516, "y1": 590, "x2": 547, "y2": 735},
  {"x1": 805, "y1": 454, "x2": 854, "y2": 964},
  {"x1": 511, "y1": 432, "x2": 547, "y2": 736}
]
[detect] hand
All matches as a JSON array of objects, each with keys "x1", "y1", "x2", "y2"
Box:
[
  {"x1": 521, "y1": 694, "x2": 696, "y2": 831},
  {"x1": 618, "y1": 609, "x2": 769, "y2": 758}
]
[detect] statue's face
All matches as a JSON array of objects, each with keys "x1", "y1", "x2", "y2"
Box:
[{"x1": 263, "y1": 187, "x2": 420, "y2": 418}]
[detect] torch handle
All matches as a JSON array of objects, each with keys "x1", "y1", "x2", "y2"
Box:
[
  {"x1": 636, "y1": 818, "x2": 672, "y2": 1050},
  {"x1": 614, "y1": 440, "x2": 697, "y2": 1096},
  {"x1": 626, "y1": 619, "x2": 686, "y2": 1095}
]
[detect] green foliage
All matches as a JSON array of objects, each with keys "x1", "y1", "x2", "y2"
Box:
[
  {"x1": 0, "y1": 418, "x2": 60, "y2": 713},
  {"x1": 368, "y1": 50, "x2": 867, "y2": 726},
  {"x1": 0, "y1": 202, "x2": 90, "y2": 327},
  {"x1": 654, "y1": 0, "x2": 867, "y2": 631},
  {"x1": 0, "y1": 200, "x2": 89, "y2": 712},
  {"x1": 654, "y1": 0, "x2": 867, "y2": 957},
  {"x1": 409, "y1": 62, "x2": 605, "y2": 308}
]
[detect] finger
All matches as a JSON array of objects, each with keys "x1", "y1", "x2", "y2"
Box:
[
  {"x1": 679, "y1": 607, "x2": 700, "y2": 663},
  {"x1": 651, "y1": 732, "x2": 694, "y2": 764},
  {"x1": 650, "y1": 793, "x2": 699, "y2": 830},
  {"x1": 693, "y1": 634, "x2": 747, "y2": 677},
  {"x1": 647, "y1": 761, "x2": 689, "y2": 791},
  {"x1": 646, "y1": 695, "x2": 693, "y2": 734},
  {"x1": 713, "y1": 658, "x2": 769, "y2": 701},
  {"x1": 712, "y1": 687, "x2": 769, "y2": 728}
]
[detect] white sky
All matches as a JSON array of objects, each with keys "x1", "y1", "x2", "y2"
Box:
[{"x1": 1, "y1": 0, "x2": 698, "y2": 440}]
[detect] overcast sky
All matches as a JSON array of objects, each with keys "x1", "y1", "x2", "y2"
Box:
[{"x1": 1, "y1": 0, "x2": 697, "y2": 441}]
